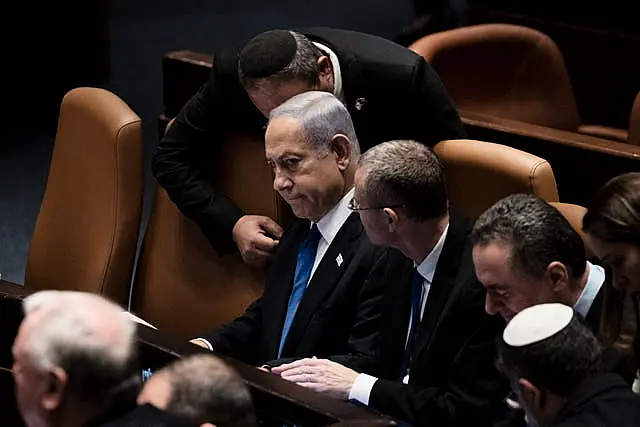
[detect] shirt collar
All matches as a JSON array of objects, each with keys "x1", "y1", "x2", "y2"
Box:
[
  {"x1": 415, "y1": 223, "x2": 449, "y2": 283},
  {"x1": 313, "y1": 42, "x2": 344, "y2": 103},
  {"x1": 573, "y1": 261, "x2": 605, "y2": 318},
  {"x1": 314, "y1": 187, "x2": 354, "y2": 246}
]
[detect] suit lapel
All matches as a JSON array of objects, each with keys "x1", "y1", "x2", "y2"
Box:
[
  {"x1": 262, "y1": 220, "x2": 310, "y2": 359},
  {"x1": 412, "y1": 215, "x2": 471, "y2": 363},
  {"x1": 279, "y1": 213, "x2": 363, "y2": 357}
]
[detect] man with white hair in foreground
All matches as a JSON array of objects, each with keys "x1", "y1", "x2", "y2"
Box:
[
  {"x1": 11, "y1": 290, "x2": 195, "y2": 427},
  {"x1": 497, "y1": 303, "x2": 640, "y2": 427}
]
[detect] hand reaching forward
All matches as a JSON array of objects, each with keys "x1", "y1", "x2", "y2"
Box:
[{"x1": 271, "y1": 358, "x2": 358, "y2": 400}]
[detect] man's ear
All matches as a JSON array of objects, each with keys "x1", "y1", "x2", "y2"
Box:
[
  {"x1": 331, "y1": 135, "x2": 351, "y2": 170},
  {"x1": 317, "y1": 56, "x2": 334, "y2": 90},
  {"x1": 546, "y1": 261, "x2": 570, "y2": 293},
  {"x1": 382, "y1": 207, "x2": 400, "y2": 232},
  {"x1": 518, "y1": 378, "x2": 543, "y2": 409},
  {"x1": 42, "y1": 367, "x2": 68, "y2": 411}
]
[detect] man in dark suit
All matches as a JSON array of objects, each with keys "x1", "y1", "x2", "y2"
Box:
[
  {"x1": 497, "y1": 303, "x2": 640, "y2": 427},
  {"x1": 191, "y1": 92, "x2": 399, "y2": 367},
  {"x1": 272, "y1": 140, "x2": 508, "y2": 426},
  {"x1": 152, "y1": 28, "x2": 465, "y2": 267},
  {"x1": 470, "y1": 194, "x2": 633, "y2": 426}
]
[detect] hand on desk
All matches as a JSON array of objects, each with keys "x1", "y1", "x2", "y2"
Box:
[
  {"x1": 190, "y1": 338, "x2": 212, "y2": 350},
  {"x1": 271, "y1": 358, "x2": 358, "y2": 400},
  {"x1": 232, "y1": 215, "x2": 283, "y2": 267}
]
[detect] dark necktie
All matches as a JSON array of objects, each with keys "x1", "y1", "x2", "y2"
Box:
[
  {"x1": 278, "y1": 224, "x2": 322, "y2": 357},
  {"x1": 398, "y1": 269, "x2": 424, "y2": 380}
]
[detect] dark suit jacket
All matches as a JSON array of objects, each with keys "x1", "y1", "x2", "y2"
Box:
[
  {"x1": 202, "y1": 213, "x2": 398, "y2": 365},
  {"x1": 152, "y1": 27, "x2": 465, "y2": 253},
  {"x1": 337, "y1": 215, "x2": 509, "y2": 427},
  {"x1": 554, "y1": 373, "x2": 640, "y2": 427},
  {"x1": 96, "y1": 404, "x2": 197, "y2": 427}
]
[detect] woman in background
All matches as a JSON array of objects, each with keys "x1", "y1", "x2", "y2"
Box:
[{"x1": 583, "y1": 172, "x2": 640, "y2": 392}]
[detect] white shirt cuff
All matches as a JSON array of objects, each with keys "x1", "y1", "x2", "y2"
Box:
[
  {"x1": 348, "y1": 373, "x2": 378, "y2": 405},
  {"x1": 191, "y1": 338, "x2": 213, "y2": 351}
]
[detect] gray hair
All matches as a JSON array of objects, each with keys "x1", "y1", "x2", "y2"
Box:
[
  {"x1": 163, "y1": 355, "x2": 256, "y2": 427},
  {"x1": 358, "y1": 140, "x2": 448, "y2": 220},
  {"x1": 22, "y1": 290, "x2": 140, "y2": 405},
  {"x1": 269, "y1": 91, "x2": 360, "y2": 156}
]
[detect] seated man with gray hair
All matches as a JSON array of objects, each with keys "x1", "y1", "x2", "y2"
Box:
[
  {"x1": 12, "y1": 290, "x2": 141, "y2": 427},
  {"x1": 137, "y1": 354, "x2": 256, "y2": 427},
  {"x1": 273, "y1": 140, "x2": 507, "y2": 426},
  {"x1": 498, "y1": 303, "x2": 640, "y2": 427},
  {"x1": 192, "y1": 91, "x2": 403, "y2": 369},
  {"x1": 12, "y1": 290, "x2": 195, "y2": 427}
]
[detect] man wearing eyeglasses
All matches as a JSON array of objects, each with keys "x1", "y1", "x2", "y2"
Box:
[
  {"x1": 273, "y1": 140, "x2": 508, "y2": 427},
  {"x1": 191, "y1": 92, "x2": 404, "y2": 370}
]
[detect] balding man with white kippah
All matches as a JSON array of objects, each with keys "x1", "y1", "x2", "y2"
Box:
[{"x1": 497, "y1": 303, "x2": 640, "y2": 427}]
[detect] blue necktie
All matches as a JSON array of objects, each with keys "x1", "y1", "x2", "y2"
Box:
[
  {"x1": 398, "y1": 269, "x2": 424, "y2": 380},
  {"x1": 278, "y1": 224, "x2": 322, "y2": 357}
]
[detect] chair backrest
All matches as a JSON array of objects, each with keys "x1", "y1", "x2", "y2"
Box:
[
  {"x1": 130, "y1": 129, "x2": 293, "y2": 339},
  {"x1": 24, "y1": 87, "x2": 143, "y2": 307},
  {"x1": 410, "y1": 24, "x2": 581, "y2": 130},
  {"x1": 548, "y1": 202, "x2": 594, "y2": 259},
  {"x1": 628, "y1": 91, "x2": 640, "y2": 145},
  {"x1": 434, "y1": 139, "x2": 559, "y2": 218}
]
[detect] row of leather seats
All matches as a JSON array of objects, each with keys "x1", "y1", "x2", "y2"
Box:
[
  {"x1": 18, "y1": 86, "x2": 591, "y2": 341},
  {"x1": 409, "y1": 24, "x2": 640, "y2": 145}
]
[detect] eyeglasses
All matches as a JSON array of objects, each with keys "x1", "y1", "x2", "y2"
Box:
[{"x1": 348, "y1": 197, "x2": 404, "y2": 212}]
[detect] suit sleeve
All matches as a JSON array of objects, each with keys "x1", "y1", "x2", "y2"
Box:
[
  {"x1": 368, "y1": 306, "x2": 508, "y2": 426},
  {"x1": 406, "y1": 57, "x2": 467, "y2": 146},
  {"x1": 151, "y1": 67, "x2": 245, "y2": 255},
  {"x1": 200, "y1": 297, "x2": 264, "y2": 365}
]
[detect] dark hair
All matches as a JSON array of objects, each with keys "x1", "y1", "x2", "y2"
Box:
[
  {"x1": 583, "y1": 172, "x2": 640, "y2": 369},
  {"x1": 358, "y1": 140, "x2": 448, "y2": 221},
  {"x1": 471, "y1": 193, "x2": 587, "y2": 281},
  {"x1": 497, "y1": 313, "x2": 603, "y2": 396},
  {"x1": 239, "y1": 30, "x2": 323, "y2": 89},
  {"x1": 164, "y1": 355, "x2": 256, "y2": 427}
]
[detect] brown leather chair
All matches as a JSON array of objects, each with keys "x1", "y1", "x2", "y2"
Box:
[
  {"x1": 24, "y1": 87, "x2": 143, "y2": 307},
  {"x1": 627, "y1": 91, "x2": 640, "y2": 146},
  {"x1": 410, "y1": 24, "x2": 582, "y2": 131},
  {"x1": 434, "y1": 139, "x2": 559, "y2": 218},
  {"x1": 130, "y1": 127, "x2": 293, "y2": 340},
  {"x1": 548, "y1": 202, "x2": 594, "y2": 259}
]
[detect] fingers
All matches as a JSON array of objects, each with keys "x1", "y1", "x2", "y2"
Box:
[
  {"x1": 251, "y1": 231, "x2": 279, "y2": 252},
  {"x1": 271, "y1": 358, "x2": 324, "y2": 375},
  {"x1": 259, "y1": 216, "x2": 284, "y2": 239}
]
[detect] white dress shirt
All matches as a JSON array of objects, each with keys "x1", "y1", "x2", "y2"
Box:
[
  {"x1": 573, "y1": 261, "x2": 605, "y2": 318},
  {"x1": 195, "y1": 188, "x2": 355, "y2": 350},
  {"x1": 313, "y1": 42, "x2": 345, "y2": 103},
  {"x1": 349, "y1": 224, "x2": 450, "y2": 405}
]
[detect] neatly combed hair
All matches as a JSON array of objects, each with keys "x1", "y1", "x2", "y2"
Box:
[
  {"x1": 239, "y1": 30, "x2": 323, "y2": 88},
  {"x1": 471, "y1": 193, "x2": 587, "y2": 280},
  {"x1": 22, "y1": 291, "x2": 140, "y2": 407},
  {"x1": 269, "y1": 91, "x2": 360, "y2": 156},
  {"x1": 497, "y1": 312, "x2": 603, "y2": 396},
  {"x1": 164, "y1": 355, "x2": 257, "y2": 427},
  {"x1": 357, "y1": 140, "x2": 448, "y2": 221}
]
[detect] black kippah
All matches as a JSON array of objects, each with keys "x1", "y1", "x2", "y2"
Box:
[{"x1": 239, "y1": 30, "x2": 297, "y2": 79}]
